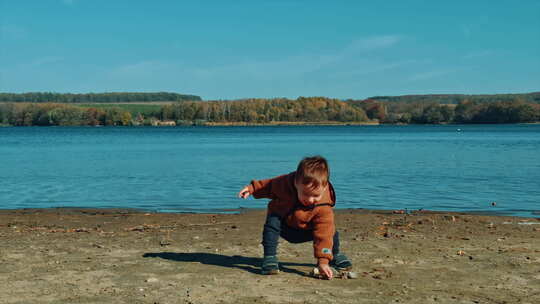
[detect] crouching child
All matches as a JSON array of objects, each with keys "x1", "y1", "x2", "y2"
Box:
[{"x1": 238, "y1": 156, "x2": 352, "y2": 279}]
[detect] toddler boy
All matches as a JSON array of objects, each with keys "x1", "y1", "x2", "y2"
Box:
[{"x1": 238, "y1": 156, "x2": 352, "y2": 279}]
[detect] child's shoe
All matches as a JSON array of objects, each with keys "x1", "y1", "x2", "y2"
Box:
[
  {"x1": 330, "y1": 253, "x2": 352, "y2": 271},
  {"x1": 261, "y1": 255, "x2": 280, "y2": 275}
]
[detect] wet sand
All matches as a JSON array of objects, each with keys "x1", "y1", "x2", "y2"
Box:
[{"x1": 1, "y1": 208, "x2": 539, "y2": 304}]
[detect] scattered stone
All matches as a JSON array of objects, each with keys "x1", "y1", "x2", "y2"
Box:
[
  {"x1": 347, "y1": 272, "x2": 359, "y2": 279},
  {"x1": 69, "y1": 228, "x2": 90, "y2": 233},
  {"x1": 310, "y1": 267, "x2": 323, "y2": 279},
  {"x1": 310, "y1": 267, "x2": 355, "y2": 280},
  {"x1": 443, "y1": 215, "x2": 454, "y2": 221}
]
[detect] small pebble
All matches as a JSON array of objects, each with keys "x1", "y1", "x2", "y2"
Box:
[{"x1": 347, "y1": 272, "x2": 359, "y2": 279}]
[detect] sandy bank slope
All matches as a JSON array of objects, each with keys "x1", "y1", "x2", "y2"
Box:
[{"x1": 0, "y1": 209, "x2": 539, "y2": 304}]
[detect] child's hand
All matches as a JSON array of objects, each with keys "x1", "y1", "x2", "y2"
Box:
[
  {"x1": 238, "y1": 186, "x2": 251, "y2": 199},
  {"x1": 318, "y1": 264, "x2": 333, "y2": 279}
]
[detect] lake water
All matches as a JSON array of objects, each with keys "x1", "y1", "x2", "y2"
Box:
[{"x1": 1, "y1": 125, "x2": 539, "y2": 218}]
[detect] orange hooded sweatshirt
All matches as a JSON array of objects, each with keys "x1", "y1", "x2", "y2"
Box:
[{"x1": 248, "y1": 172, "x2": 336, "y2": 265}]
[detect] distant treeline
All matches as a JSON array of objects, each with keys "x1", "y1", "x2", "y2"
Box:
[
  {"x1": 1, "y1": 96, "x2": 539, "y2": 126},
  {"x1": 0, "y1": 103, "x2": 134, "y2": 126},
  {"x1": 0, "y1": 97, "x2": 367, "y2": 126},
  {"x1": 0, "y1": 92, "x2": 202, "y2": 103},
  {"x1": 163, "y1": 97, "x2": 540, "y2": 124},
  {"x1": 368, "y1": 92, "x2": 540, "y2": 104},
  {"x1": 350, "y1": 99, "x2": 540, "y2": 124},
  {"x1": 161, "y1": 97, "x2": 368, "y2": 124}
]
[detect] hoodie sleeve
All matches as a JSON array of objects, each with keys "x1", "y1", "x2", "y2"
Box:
[
  {"x1": 248, "y1": 178, "x2": 273, "y2": 199},
  {"x1": 312, "y1": 207, "x2": 335, "y2": 265},
  {"x1": 248, "y1": 174, "x2": 290, "y2": 199}
]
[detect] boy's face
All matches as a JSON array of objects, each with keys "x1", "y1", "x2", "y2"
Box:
[{"x1": 294, "y1": 181, "x2": 326, "y2": 206}]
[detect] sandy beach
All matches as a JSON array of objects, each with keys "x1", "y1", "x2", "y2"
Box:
[{"x1": 1, "y1": 208, "x2": 539, "y2": 304}]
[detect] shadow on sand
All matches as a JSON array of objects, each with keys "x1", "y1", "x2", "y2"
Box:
[{"x1": 143, "y1": 252, "x2": 314, "y2": 276}]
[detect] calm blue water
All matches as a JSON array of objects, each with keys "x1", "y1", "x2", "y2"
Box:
[{"x1": 1, "y1": 125, "x2": 539, "y2": 217}]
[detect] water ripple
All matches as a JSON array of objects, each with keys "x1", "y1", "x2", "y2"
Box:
[{"x1": 1, "y1": 125, "x2": 539, "y2": 217}]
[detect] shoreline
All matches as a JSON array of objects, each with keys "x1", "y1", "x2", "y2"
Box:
[
  {"x1": 200, "y1": 121, "x2": 380, "y2": 126},
  {"x1": 3, "y1": 122, "x2": 540, "y2": 127},
  {"x1": 1, "y1": 206, "x2": 538, "y2": 219}
]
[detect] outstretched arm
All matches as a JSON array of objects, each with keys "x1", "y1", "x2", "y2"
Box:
[{"x1": 237, "y1": 174, "x2": 288, "y2": 200}]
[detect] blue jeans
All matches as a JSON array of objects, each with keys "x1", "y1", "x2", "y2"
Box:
[{"x1": 262, "y1": 213, "x2": 340, "y2": 257}]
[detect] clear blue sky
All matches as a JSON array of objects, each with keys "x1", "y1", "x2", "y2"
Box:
[{"x1": 1, "y1": 0, "x2": 539, "y2": 100}]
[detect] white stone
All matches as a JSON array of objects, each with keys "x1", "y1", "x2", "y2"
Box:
[{"x1": 347, "y1": 272, "x2": 359, "y2": 279}]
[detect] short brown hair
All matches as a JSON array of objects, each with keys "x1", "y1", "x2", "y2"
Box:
[{"x1": 295, "y1": 156, "x2": 329, "y2": 190}]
